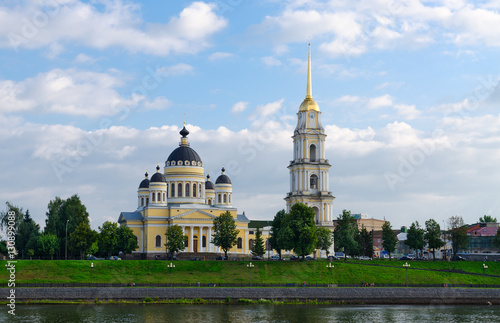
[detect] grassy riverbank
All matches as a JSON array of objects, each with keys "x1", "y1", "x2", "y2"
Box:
[{"x1": 1, "y1": 259, "x2": 499, "y2": 286}]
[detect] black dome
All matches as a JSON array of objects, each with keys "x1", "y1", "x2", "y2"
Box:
[
  {"x1": 205, "y1": 180, "x2": 215, "y2": 190},
  {"x1": 139, "y1": 172, "x2": 149, "y2": 188},
  {"x1": 150, "y1": 166, "x2": 166, "y2": 183},
  {"x1": 216, "y1": 167, "x2": 231, "y2": 184},
  {"x1": 166, "y1": 146, "x2": 202, "y2": 164},
  {"x1": 215, "y1": 174, "x2": 231, "y2": 184},
  {"x1": 150, "y1": 172, "x2": 166, "y2": 183},
  {"x1": 139, "y1": 178, "x2": 150, "y2": 188}
]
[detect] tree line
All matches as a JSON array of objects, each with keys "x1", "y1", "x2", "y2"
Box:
[{"x1": 0, "y1": 196, "x2": 137, "y2": 259}]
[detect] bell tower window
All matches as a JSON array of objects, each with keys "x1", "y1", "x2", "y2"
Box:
[
  {"x1": 310, "y1": 174, "x2": 318, "y2": 189},
  {"x1": 310, "y1": 144, "x2": 316, "y2": 162},
  {"x1": 178, "y1": 183, "x2": 182, "y2": 197}
]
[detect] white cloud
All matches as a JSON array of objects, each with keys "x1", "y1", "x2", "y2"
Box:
[
  {"x1": 142, "y1": 96, "x2": 171, "y2": 111},
  {"x1": 156, "y1": 63, "x2": 194, "y2": 77},
  {"x1": 261, "y1": 56, "x2": 282, "y2": 66},
  {"x1": 248, "y1": 1, "x2": 500, "y2": 57},
  {"x1": 0, "y1": 68, "x2": 130, "y2": 117},
  {"x1": 0, "y1": 1, "x2": 227, "y2": 55},
  {"x1": 231, "y1": 101, "x2": 249, "y2": 114},
  {"x1": 394, "y1": 104, "x2": 421, "y2": 120},
  {"x1": 367, "y1": 94, "x2": 393, "y2": 109},
  {"x1": 209, "y1": 52, "x2": 235, "y2": 60}
]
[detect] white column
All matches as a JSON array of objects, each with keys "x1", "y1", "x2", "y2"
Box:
[
  {"x1": 207, "y1": 226, "x2": 212, "y2": 252},
  {"x1": 189, "y1": 226, "x2": 193, "y2": 252},
  {"x1": 244, "y1": 229, "x2": 249, "y2": 254}
]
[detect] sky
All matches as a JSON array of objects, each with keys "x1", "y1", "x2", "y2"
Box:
[{"x1": 1, "y1": 0, "x2": 500, "y2": 234}]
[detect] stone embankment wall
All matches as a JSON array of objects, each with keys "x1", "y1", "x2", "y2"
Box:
[{"x1": 1, "y1": 287, "x2": 499, "y2": 305}]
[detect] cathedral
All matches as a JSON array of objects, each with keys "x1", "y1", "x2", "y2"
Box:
[{"x1": 118, "y1": 44, "x2": 334, "y2": 259}]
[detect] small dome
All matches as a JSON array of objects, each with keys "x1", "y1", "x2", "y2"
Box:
[
  {"x1": 150, "y1": 165, "x2": 166, "y2": 183},
  {"x1": 205, "y1": 174, "x2": 215, "y2": 190},
  {"x1": 215, "y1": 167, "x2": 231, "y2": 184},
  {"x1": 139, "y1": 171, "x2": 149, "y2": 188},
  {"x1": 180, "y1": 126, "x2": 189, "y2": 137}
]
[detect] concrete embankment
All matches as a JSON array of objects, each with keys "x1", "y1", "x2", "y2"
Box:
[{"x1": 2, "y1": 287, "x2": 499, "y2": 305}]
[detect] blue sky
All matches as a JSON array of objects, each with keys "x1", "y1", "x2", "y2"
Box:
[{"x1": 1, "y1": 0, "x2": 500, "y2": 233}]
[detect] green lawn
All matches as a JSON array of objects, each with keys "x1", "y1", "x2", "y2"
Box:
[{"x1": 1, "y1": 259, "x2": 499, "y2": 286}]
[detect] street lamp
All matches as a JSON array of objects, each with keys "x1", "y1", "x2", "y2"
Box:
[
  {"x1": 90, "y1": 262, "x2": 94, "y2": 286},
  {"x1": 65, "y1": 219, "x2": 69, "y2": 260},
  {"x1": 247, "y1": 262, "x2": 255, "y2": 287},
  {"x1": 168, "y1": 262, "x2": 175, "y2": 287},
  {"x1": 326, "y1": 263, "x2": 334, "y2": 287},
  {"x1": 483, "y1": 263, "x2": 488, "y2": 287},
  {"x1": 403, "y1": 262, "x2": 410, "y2": 287}
]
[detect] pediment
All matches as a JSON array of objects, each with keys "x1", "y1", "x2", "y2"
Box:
[{"x1": 171, "y1": 209, "x2": 217, "y2": 220}]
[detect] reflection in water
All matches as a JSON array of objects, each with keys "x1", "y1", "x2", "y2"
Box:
[{"x1": 6, "y1": 304, "x2": 500, "y2": 323}]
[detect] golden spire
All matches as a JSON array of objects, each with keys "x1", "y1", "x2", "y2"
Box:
[
  {"x1": 299, "y1": 43, "x2": 319, "y2": 112},
  {"x1": 306, "y1": 43, "x2": 312, "y2": 99}
]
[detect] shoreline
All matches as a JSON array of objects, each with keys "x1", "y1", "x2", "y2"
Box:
[{"x1": 2, "y1": 287, "x2": 499, "y2": 305}]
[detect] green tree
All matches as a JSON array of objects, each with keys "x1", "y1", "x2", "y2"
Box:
[
  {"x1": 424, "y1": 219, "x2": 444, "y2": 261},
  {"x1": 381, "y1": 221, "x2": 398, "y2": 260},
  {"x1": 279, "y1": 203, "x2": 317, "y2": 260},
  {"x1": 165, "y1": 225, "x2": 185, "y2": 258},
  {"x1": 479, "y1": 215, "x2": 497, "y2": 223},
  {"x1": 16, "y1": 210, "x2": 41, "y2": 259},
  {"x1": 70, "y1": 222, "x2": 97, "y2": 259},
  {"x1": 0, "y1": 241, "x2": 8, "y2": 256},
  {"x1": 316, "y1": 226, "x2": 333, "y2": 256},
  {"x1": 269, "y1": 209, "x2": 286, "y2": 259},
  {"x1": 405, "y1": 221, "x2": 425, "y2": 259},
  {"x1": 252, "y1": 227, "x2": 266, "y2": 257},
  {"x1": 493, "y1": 229, "x2": 500, "y2": 250},
  {"x1": 44, "y1": 195, "x2": 90, "y2": 258},
  {"x1": 333, "y1": 210, "x2": 359, "y2": 260},
  {"x1": 37, "y1": 234, "x2": 58, "y2": 259},
  {"x1": 0, "y1": 201, "x2": 24, "y2": 234},
  {"x1": 448, "y1": 216, "x2": 469, "y2": 259},
  {"x1": 212, "y1": 211, "x2": 239, "y2": 260},
  {"x1": 357, "y1": 226, "x2": 373, "y2": 258},
  {"x1": 98, "y1": 221, "x2": 118, "y2": 258},
  {"x1": 116, "y1": 225, "x2": 139, "y2": 256}
]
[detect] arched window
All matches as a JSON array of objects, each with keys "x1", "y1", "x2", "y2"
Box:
[
  {"x1": 202, "y1": 236, "x2": 207, "y2": 248},
  {"x1": 249, "y1": 239, "x2": 254, "y2": 250},
  {"x1": 163, "y1": 192, "x2": 166, "y2": 202},
  {"x1": 171, "y1": 183, "x2": 175, "y2": 197},
  {"x1": 265, "y1": 239, "x2": 270, "y2": 250},
  {"x1": 310, "y1": 174, "x2": 318, "y2": 189},
  {"x1": 228, "y1": 195, "x2": 231, "y2": 204},
  {"x1": 146, "y1": 197, "x2": 149, "y2": 206},
  {"x1": 193, "y1": 183, "x2": 197, "y2": 197},
  {"x1": 141, "y1": 197, "x2": 144, "y2": 206},
  {"x1": 178, "y1": 183, "x2": 182, "y2": 197},
  {"x1": 208, "y1": 199, "x2": 212, "y2": 205},
  {"x1": 310, "y1": 144, "x2": 317, "y2": 162},
  {"x1": 237, "y1": 237, "x2": 242, "y2": 249},
  {"x1": 185, "y1": 183, "x2": 190, "y2": 197},
  {"x1": 152, "y1": 192, "x2": 155, "y2": 202},
  {"x1": 184, "y1": 236, "x2": 188, "y2": 248},
  {"x1": 134, "y1": 235, "x2": 139, "y2": 250},
  {"x1": 155, "y1": 235, "x2": 161, "y2": 248},
  {"x1": 223, "y1": 194, "x2": 227, "y2": 203},
  {"x1": 157, "y1": 192, "x2": 161, "y2": 202},
  {"x1": 218, "y1": 194, "x2": 221, "y2": 204}
]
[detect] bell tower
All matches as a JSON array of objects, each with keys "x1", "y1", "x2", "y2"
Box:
[{"x1": 284, "y1": 44, "x2": 334, "y2": 226}]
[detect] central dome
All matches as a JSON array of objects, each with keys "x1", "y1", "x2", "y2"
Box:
[{"x1": 165, "y1": 126, "x2": 203, "y2": 167}]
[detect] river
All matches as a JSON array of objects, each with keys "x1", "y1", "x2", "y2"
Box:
[{"x1": 4, "y1": 304, "x2": 500, "y2": 322}]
